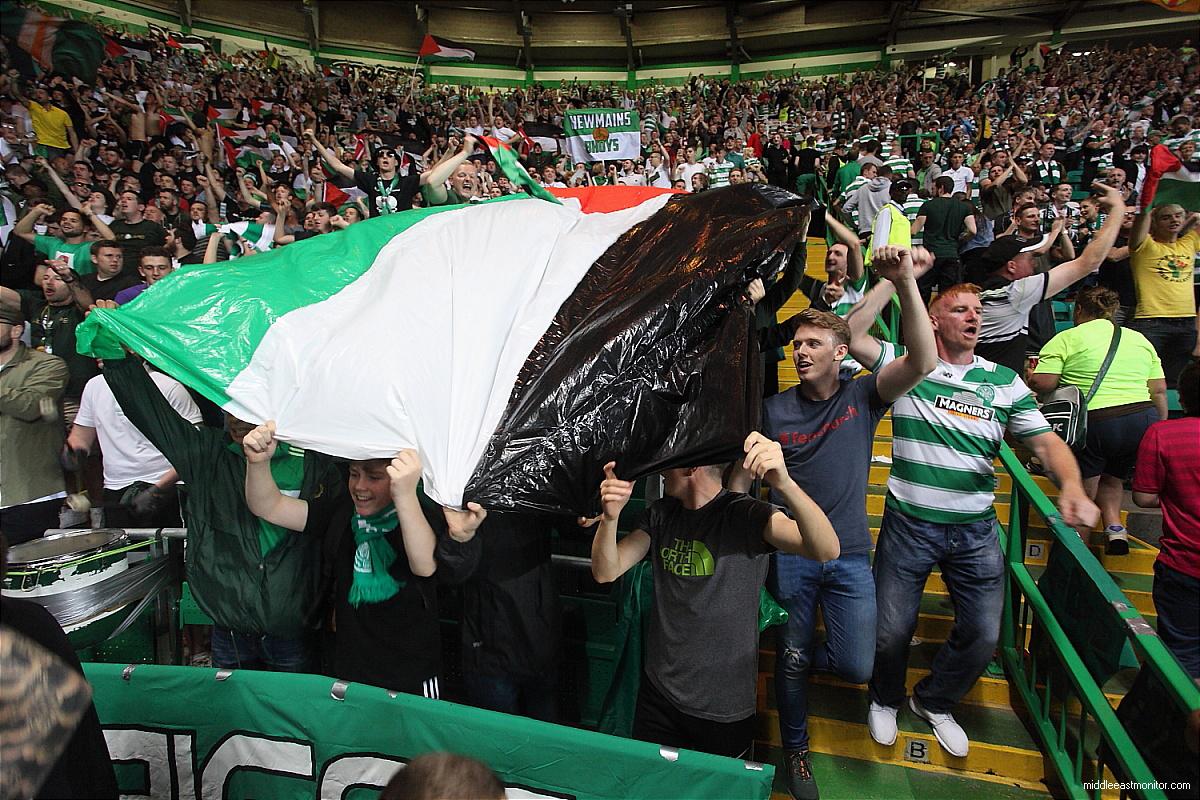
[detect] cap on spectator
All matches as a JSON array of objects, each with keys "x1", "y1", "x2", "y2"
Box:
[
  {"x1": 0, "y1": 305, "x2": 25, "y2": 325},
  {"x1": 979, "y1": 236, "x2": 1036, "y2": 271}
]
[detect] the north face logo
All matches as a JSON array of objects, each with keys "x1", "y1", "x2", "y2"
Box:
[{"x1": 659, "y1": 538, "x2": 715, "y2": 577}]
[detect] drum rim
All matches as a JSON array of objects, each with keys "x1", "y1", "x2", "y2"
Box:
[{"x1": 5, "y1": 528, "x2": 130, "y2": 569}]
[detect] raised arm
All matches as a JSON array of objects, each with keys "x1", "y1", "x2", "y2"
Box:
[
  {"x1": 243, "y1": 421, "x2": 310, "y2": 531},
  {"x1": 825, "y1": 210, "x2": 864, "y2": 282},
  {"x1": 419, "y1": 134, "x2": 478, "y2": 203},
  {"x1": 870, "y1": 246, "x2": 937, "y2": 402},
  {"x1": 12, "y1": 203, "x2": 53, "y2": 244},
  {"x1": 743, "y1": 433, "x2": 840, "y2": 561},
  {"x1": 386, "y1": 450, "x2": 437, "y2": 577},
  {"x1": 1045, "y1": 183, "x2": 1124, "y2": 297},
  {"x1": 586, "y1": 462, "x2": 651, "y2": 584},
  {"x1": 844, "y1": 277, "x2": 899, "y2": 371},
  {"x1": 304, "y1": 129, "x2": 354, "y2": 180}
]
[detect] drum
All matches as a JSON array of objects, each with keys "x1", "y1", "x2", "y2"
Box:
[{"x1": 3, "y1": 529, "x2": 160, "y2": 653}]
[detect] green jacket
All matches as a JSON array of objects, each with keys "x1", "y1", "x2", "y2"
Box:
[
  {"x1": 103, "y1": 357, "x2": 344, "y2": 638},
  {"x1": 0, "y1": 344, "x2": 68, "y2": 507}
]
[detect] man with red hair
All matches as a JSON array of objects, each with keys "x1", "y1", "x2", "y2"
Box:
[{"x1": 844, "y1": 263, "x2": 1097, "y2": 758}]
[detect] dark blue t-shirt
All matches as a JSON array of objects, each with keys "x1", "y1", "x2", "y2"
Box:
[{"x1": 762, "y1": 373, "x2": 890, "y2": 555}]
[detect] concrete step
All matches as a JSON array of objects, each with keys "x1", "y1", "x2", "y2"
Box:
[
  {"x1": 760, "y1": 747, "x2": 1049, "y2": 800},
  {"x1": 755, "y1": 683, "x2": 1048, "y2": 785}
]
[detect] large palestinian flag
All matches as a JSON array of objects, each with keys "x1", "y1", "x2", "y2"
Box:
[{"x1": 78, "y1": 184, "x2": 808, "y2": 515}]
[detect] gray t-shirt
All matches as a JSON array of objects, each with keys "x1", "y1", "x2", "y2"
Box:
[
  {"x1": 762, "y1": 373, "x2": 889, "y2": 555},
  {"x1": 638, "y1": 490, "x2": 776, "y2": 722}
]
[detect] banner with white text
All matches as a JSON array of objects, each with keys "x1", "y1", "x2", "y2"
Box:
[
  {"x1": 563, "y1": 108, "x2": 641, "y2": 162},
  {"x1": 83, "y1": 663, "x2": 774, "y2": 800}
]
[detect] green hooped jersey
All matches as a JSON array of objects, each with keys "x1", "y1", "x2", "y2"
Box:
[{"x1": 872, "y1": 342, "x2": 1050, "y2": 523}]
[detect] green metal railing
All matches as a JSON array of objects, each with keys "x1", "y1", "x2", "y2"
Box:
[{"x1": 996, "y1": 443, "x2": 1200, "y2": 800}]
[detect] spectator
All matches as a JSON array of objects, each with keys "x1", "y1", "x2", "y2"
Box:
[
  {"x1": 11, "y1": 203, "x2": 114, "y2": 274},
  {"x1": 241, "y1": 423, "x2": 483, "y2": 695},
  {"x1": 114, "y1": 246, "x2": 175, "y2": 305},
  {"x1": 1031, "y1": 287, "x2": 1167, "y2": 555},
  {"x1": 941, "y1": 151, "x2": 974, "y2": 195},
  {"x1": 23, "y1": 86, "x2": 76, "y2": 160},
  {"x1": 1133, "y1": 361, "x2": 1200, "y2": 677},
  {"x1": 380, "y1": 753, "x2": 504, "y2": 800},
  {"x1": 1029, "y1": 141, "x2": 1065, "y2": 187},
  {"x1": 846, "y1": 282, "x2": 1099, "y2": 759},
  {"x1": 911, "y1": 176, "x2": 976, "y2": 300},
  {"x1": 96, "y1": 340, "x2": 345, "y2": 673},
  {"x1": 109, "y1": 190, "x2": 167, "y2": 272},
  {"x1": 66, "y1": 361, "x2": 203, "y2": 529},
  {"x1": 1, "y1": 262, "x2": 97, "y2": 418},
  {"x1": 843, "y1": 163, "x2": 890, "y2": 236},
  {"x1": 588, "y1": 440, "x2": 838, "y2": 759},
  {"x1": 79, "y1": 240, "x2": 139, "y2": 302},
  {"x1": 0, "y1": 306, "x2": 69, "y2": 545},
  {"x1": 974, "y1": 184, "x2": 1124, "y2": 374},
  {"x1": 729, "y1": 245, "x2": 935, "y2": 800},
  {"x1": 1127, "y1": 203, "x2": 1200, "y2": 389}
]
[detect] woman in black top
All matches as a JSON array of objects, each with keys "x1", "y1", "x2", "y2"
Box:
[{"x1": 242, "y1": 422, "x2": 483, "y2": 696}]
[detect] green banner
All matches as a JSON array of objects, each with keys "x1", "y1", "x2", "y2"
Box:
[
  {"x1": 84, "y1": 663, "x2": 774, "y2": 799},
  {"x1": 563, "y1": 108, "x2": 641, "y2": 162}
]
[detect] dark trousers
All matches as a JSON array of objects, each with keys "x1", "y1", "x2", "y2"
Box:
[
  {"x1": 632, "y1": 674, "x2": 755, "y2": 759},
  {"x1": 464, "y1": 670, "x2": 559, "y2": 723},
  {"x1": 102, "y1": 485, "x2": 183, "y2": 530},
  {"x1": 1153, "y1": 561, "x2": 1200, "y2": 678},
  {"x1": 1130, "y1": 317, "x2": 1197, "y2": 390},
  {"x1": 918, "y1": 256, "x2": 963, "y2": 303}
]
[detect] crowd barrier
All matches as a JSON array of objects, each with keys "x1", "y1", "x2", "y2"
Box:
[{"x1": 996, "y1": 444, "x2": 1200, "y2": 800}]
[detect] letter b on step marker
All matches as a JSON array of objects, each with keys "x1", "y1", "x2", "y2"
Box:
[{"x1": 904, "y1": 738, "x2": 930, "y2": 763}]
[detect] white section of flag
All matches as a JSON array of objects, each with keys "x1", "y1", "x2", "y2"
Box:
[{"x1": 223, "y1": 194, "x2": 670, "y2": 508}]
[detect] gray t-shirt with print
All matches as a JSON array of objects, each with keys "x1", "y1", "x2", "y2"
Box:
[{"x1": 638, "y1": 490, "x2": 776, "y2": 722}]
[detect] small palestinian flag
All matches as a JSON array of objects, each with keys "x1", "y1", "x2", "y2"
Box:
[
  {"x1": 1142, "y1": 144, "x2": 1200, "y2": 211},
  {"x1": 207, "y1": 103, "x2": 239, "y2": 122},
  {"x1": 159, "y1": 107, "x2": 192, "y2": 128},
  {"x1": 321, "y1": 181, "x2": 350, "y2": 208},
  {"x1": 418, "y1": 34, "x2": 475, "y2": 63},
  {"x1": 105, "y1": 36, "x2": 151, "y2": 62},
  {"x1": 250, "y1": 99, "x2": 276, "y2": 117},
  {"x1": 78, "y1": 177, "x2": 807, "y2": 516}
]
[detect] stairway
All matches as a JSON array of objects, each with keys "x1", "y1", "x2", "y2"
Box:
[{"x1": 753, "y1": 239, "x2": 1161, "y2": 800}]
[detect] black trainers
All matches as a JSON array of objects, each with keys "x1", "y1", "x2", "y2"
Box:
[{"x1": 784, "y1": 748, "x2": 819, "y2": 800}]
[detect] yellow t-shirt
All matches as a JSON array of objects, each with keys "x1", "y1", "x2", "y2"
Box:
[
  {"x1": 1132, "y1": 230, "x2": 1199, "y2": 318},
  {"x1": 29, "y1": 102, "x2": 72, "y2": 150},
  {"x1": 1034, "y1": 318, "x2": 1164, "y2": 411}
]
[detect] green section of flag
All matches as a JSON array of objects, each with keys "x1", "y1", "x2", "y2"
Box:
[{"x1": 77, "y1": 197, "x2": 528, "y2": 409}]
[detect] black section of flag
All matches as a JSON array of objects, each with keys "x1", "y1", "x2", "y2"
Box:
[{"x1": 464, "y1": 184, "x2": 810, "y2": 516}]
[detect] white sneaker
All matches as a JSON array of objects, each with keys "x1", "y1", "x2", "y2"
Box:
[
  {"x1": 867, "y1": 701, "x2": 899, "y2": 746},
  {"x1": 909, "y1": 696, "x2": 969, "y2": 757}
]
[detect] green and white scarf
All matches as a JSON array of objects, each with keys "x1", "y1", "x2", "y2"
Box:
[{"x1": 348, "y1": 506, "x2": 403, "y2": 607}]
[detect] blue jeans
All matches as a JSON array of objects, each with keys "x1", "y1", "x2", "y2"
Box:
[
  {"x1": 769, "y1": 552, "x2": 876, "y2": 751},
  {"x1": 1153, "y1": 561, "x2": 1200, "y2": 678},
  {"x1": 464, "y1": 670, "x2": 560, "y2": 723},
  {"x1": 869, "y1": 506, "x2": 1003, "y2": 714},
  {"x1": 210, "y1": 628, "x2": 314, "y2": 673}
]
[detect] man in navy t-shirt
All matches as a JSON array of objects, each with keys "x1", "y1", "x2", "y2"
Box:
[{"x1": 731, "y1": 244, "x2": 936, "y2": 800}]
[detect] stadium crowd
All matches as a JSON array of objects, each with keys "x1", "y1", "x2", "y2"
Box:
[{"x1": 0, "y1": 20, "x2": 1198, "y2": 800}]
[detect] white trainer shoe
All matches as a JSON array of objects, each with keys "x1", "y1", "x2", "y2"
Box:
[
  {"x1": 867, "y1": 701, "x2": 899, "y2": 746},
  {"x1": 909, "y1": 696, "x2": 969, "y2": 757}
]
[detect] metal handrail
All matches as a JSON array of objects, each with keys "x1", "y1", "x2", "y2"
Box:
[{"x1": 995, "y1": 443, "x2": 1200, "y2": 800}]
